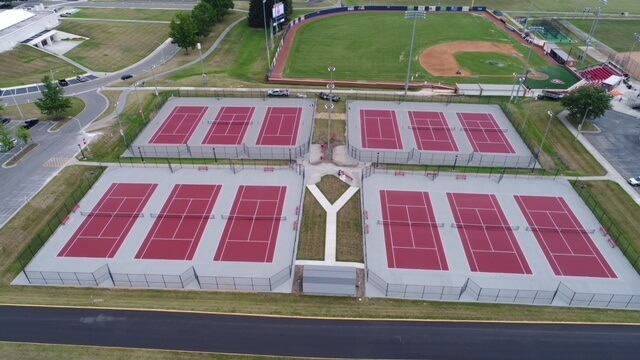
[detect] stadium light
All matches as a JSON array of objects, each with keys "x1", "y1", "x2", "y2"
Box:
[
  {"x1": 197, "y1": 43, "x2": 206, "y2": 84},
  {"x1": 514, "y1": 0, "x2": 535, "y2": 103},
  {"x1": 532, "y1": 110, "x2": 554, "y2": 173},
  {"x1": 404, "y1": 10, "x2": 426, "y2": 97},
  {"x1": 575, "y1": 108, "x2": 590, "y2": 141},
  {"x1": 326, "y1": 66, "x2": 336, "y2": 158},
  {"x1": 115, "y1": 101, "x2": 129, "y2": 147},
  {"x1": 581, "y1": 0, "x2": 608, "y2": 66},
  {"x1": 626, "y1": 33, "x2": 640, "y2": 69},
  {"x1": 263, "y1": 0, "x2": 271, "y2": 71}
]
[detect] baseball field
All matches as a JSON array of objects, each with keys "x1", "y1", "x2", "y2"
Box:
[{"x1": 283, "y1": 12, "x2": 550, "y2": 84}]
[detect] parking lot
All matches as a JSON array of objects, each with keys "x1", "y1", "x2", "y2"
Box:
[
  {"x1": 0, "y1": 119, "x2": 53, "y2": 164},
  {"x1": 585, "y1": 111, "x2": 640, "y2": 193}
]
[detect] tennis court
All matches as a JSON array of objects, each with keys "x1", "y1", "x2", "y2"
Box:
[
  {"x1": 408, "y1": 111, "x2": 458, "y2": 152},
  {"x1": 515, "y1": 195, "x2": 617, "y2": 278},
  {"x1": 256, "y1": 107, "x2": 302, "y2": 146},
  {"x1": 448, "y1": 193, "x2": 531, "y2": 274},
  {"x1": 58, "y1": 183, "x2": 157, "y2": 258},
  {"x1": 135, "y1": 184, "x2": 221, "y2": 261},
  {"x1": 360, "y1": 109, "x2": 403, "y2": 150},
  {"x1": 130, "y1": 97, "x2": 315, "y2": 160},
  {"x1": 362, "y1": 173, "x2": 640, "y2": 307},
  {"x1": 214, "y1": 185, "x2": 286, "y2": 262},
  {"x1": 456, "y1": 112, "x2": 515, "y2": 154},
  {"x1": 150, "y1": 106, "x2": 209, "y2": 145},
  {"x1": 379, "y1": 190, "x2": 448, "y2": 271},
  {"x1": 347, "y1": 101, "x2": 533, "y2": 167},
  {"x1": 203, "y1": 107, "x2": 255, "y2": 145},
  {"x1": 18, "y1": 166, "x2": 304, "y2": 292}
]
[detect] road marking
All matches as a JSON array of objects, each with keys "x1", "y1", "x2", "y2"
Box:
[{"x1": 42, "y1": 157, "x2": 71, "y2": 168}]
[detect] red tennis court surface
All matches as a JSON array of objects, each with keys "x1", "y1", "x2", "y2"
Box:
[
  {"x1": 380, "y1": 190, "x2": 448, "y2": 270},
  {"x1": 58, "y1": 183, "x2": 157, "y2": 258},
  {"x1": 456, "y1": 112, "x2": 515, "y2": 154},
  {"x1": 408, "y1": 111, "x2": 458, "y2": 152},
  {"x1": 515, "y1": 195, "x2": 616, "y2": 278},
  {"x1": 255, "y1": 107, "x2": 301, "y2": 146},
  {"x1": 447, "y1": 193, "x2": 532, "y2": 274},
  {"x1": 202, "y1": 106, "x2": 255, "y2": 145},
  {"x1": 214, "y1": 185, "x2": 286, "y2": 262},
  {"x1": 360, "y1": 109, "x2": 403, "y2": 150},
  {"x1": 135, "y1": 184, "x2": 221, "y2": 260},
  {"x1": 150, "y1": 106, "x2": 209, "y2": 144}
]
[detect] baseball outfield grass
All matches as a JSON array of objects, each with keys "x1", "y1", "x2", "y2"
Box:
[
  {"x1": 569, "y1": 19, "x2": 640, "y2": 53},
  {"x1": 284, "y1": 12, "x2": 549, "y2": 84}
]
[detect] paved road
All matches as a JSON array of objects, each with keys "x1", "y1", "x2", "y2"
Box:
[
  {"x1": 1, "y1": 306, "x2": 640, "y2": 359},
  {"x1": 584, "y1": 111, "x2": 640, "y2": 194}
]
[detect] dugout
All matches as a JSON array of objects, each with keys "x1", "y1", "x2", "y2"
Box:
[{"x1": 544, "y1": 43, "x2": 576, "y2": 66}]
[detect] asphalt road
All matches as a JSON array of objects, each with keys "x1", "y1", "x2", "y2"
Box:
[
  {"x1": 1, "y1": 306, "x2": 639, "y2": 359},
  {"x1": 584, "y1": 111, "x2": 640, "y2": 193}
]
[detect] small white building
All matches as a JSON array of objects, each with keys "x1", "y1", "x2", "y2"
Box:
[{"x1": 0, "y1": 6, "x2": 60, "y2": 53}]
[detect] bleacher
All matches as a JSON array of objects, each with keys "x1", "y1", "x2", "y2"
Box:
[{"x1": 579, "y1": 65, "x2": 622, "y2": 82}]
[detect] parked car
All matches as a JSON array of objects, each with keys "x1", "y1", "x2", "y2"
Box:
[
  {"x1": 319, "y1": 91, "x2": 340, "y2": 102},
  {"x1": 268, "y1": 89, "x2": 290, "y2": 97},
  {"x1": 58, "y1": 78, "x2": 70, "y2": 87},
  {"x1": 120, "y1": 74, "x2": 133, "y2": 81},
  {"x1": 76, "y1": 75, "x2": 88, "y2": 82},
  {"x1": 0, "y1": 117, "x2": 10, "y2": 125},
  {"x1": 628, "y1": 176, "x2": 640, "y2": 186},
  {"x1": 22, "y1": 118, "x2": 39, "y2": 129}
]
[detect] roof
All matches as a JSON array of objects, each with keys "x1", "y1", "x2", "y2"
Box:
[
  {"x1": 303, "y1": 265, "x2": 356, "y2": 296},
  {"x1": 0, "y1": 9, "x2": 35, "y2": 32}
]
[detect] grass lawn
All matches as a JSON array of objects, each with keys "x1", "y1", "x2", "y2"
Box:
[
  {"x1": 0, "y1": 46, "x2": 82, "y2": 88},
  {"x1": 284, "y1": 12, "x2": 548, "y2": 84},
  {"x1": 57, "y1": 20, "x2": 170, "y2": 72},
  {"x1": 316, "y1": 175, "x2": 350, "y2": 203},
  {"x1": 297, "y1": 189, "x2": 326, "y2": 260},
  {"x1": 456, "y1": 52, "x2": 525, "y2": 76},
  {"x1": 1, "y1": 97, "x2": 85, "y2": 121},
  {"x1": 569, "y1": 19, "x2": 640, "y2": 53},
  {"x1": 336, "y1": 190, "x2": 363, "y2": 263},
  {"x1": 71, "y1": 8, "x2": 187, "y2": 22},
  {"x1": 525, "y1": 65, "x2": 581, "y2": 89}
]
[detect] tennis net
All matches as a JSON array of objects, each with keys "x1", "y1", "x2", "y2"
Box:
[
  {"x1": 451, "y1": 223, "x2": 519, "y2": 230},
  {"x1": 408, "y1": 125, "x2": 456, "y2": 131},
  {"x1": 80, "y1": 211, "x2": 144, "y2": 218},
  {"x1": 460, "y1": 127, "x2": 508, "y2": 133},
  {"x1": 377, "y1": 220, "x2": 444, "y2": 227},
  {"x1": 207, "y1": 120, "x2": 253, "y2": 125},
  {"x1": 221, "y1": 214, "x2": 287, "y2": 221},
  {"x1": 525, "y1": 226, "x2": 596, "y2": 234},
  {"x1": 150, "y1": 213, "x2": 215, "y2": 219}
]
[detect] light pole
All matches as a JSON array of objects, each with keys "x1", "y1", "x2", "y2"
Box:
[
  {"x1": 514, "y1": 0, "x2": 535, "y2": 103},
  {"x1": 12, "y1": 95, "x2": 24, "y2": 119},
  {"x1": 509, "y1": 73, "x2": 522, "y2": 102},
  {"x1": 77, "y1": 144, "x2": 86, "y2": 160},
  {"x1": 155, "y1": 40, "x2": 166, "y2": 64},
  {"x1": 404, "y1": 10, "x2": 426, "y2": 97},
  {"x1": 626, "y1": 33, "x2": 640, "y2": 69},
  {"x1": 532, "y1": 110, "x2": 554, "y2": 172},
  {"x1": 196, "y1": 43, "x2": 206, "y2": 84},
  {"x1": 115, "y1": 101, "x2": 129, "y2": 147},
  {"x1": 49, "y1": 69, "x2": 59, "y2": 81},
  {"x1": 581, "y1": 0, "x2": 608, "y2": 66},
  {"x1": 575, "y1": 108, "x2": 590, "y2": 141},
  {"x1": 326, "y1": 66, "x2": 336, "y2": 159},
  {"x1": 133, "y1": 82, "x2": 146, "y2": 122},
  {"x1": 150, "y1": 65, "x2": 159, "y2": 96},
  {"x1": 262, "y1": 0, "x2": 271, "y2": 70}
]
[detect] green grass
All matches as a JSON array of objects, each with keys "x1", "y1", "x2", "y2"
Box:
[
  {"x1": 455, "y1": 52, "x2": 525, "y2": 76},
  {"x1": 316, "y1": 175, "x2": 350, "y2": 203},
  {"x1": 569, "y1": 19, "x2": 640, "y2": 53},
  {"x1": 1, "y1": 97, "x2": 85, "y2": 121},
  {"x1": 525, "y1": 65, "x2": 581, "y2": 89},
  {"x1": 298, "y1": 189, "x2": 326, "y2": 260},
  {"x1": 336, "y1": 190, "x2": 363, "y2": 263},
  {"x1": 284, "y1": 12, "x2": 548, "y2": 84},
  {"x1": 57, "y1": 20, "x2": 170, "y2": 72},
  {"x1": 71, "y1": 8, "x2": 188, "y2": 22},
  {"x1": 0, "y1": 46, "x2": 83, "y2": 88}
]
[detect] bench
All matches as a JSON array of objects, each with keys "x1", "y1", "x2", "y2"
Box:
[
  {"x1": 264, "y1": 167, "x2": 275, "y2": 172},
  {"x1": 197, "y1": 166, "x2": 209, "y2": 171},
  {"x1": 364, "y1": 210, "x2": 369, "y2": 220},
  {"x1": 62, "y1": 216, "x2": 70, "y2": 225},
  {"x1": 456, "y1": 175, "x2": 467, "y2": 180},
  {"x1": 293, "y1": 220, "x2": 299, "y2": 231},
  {"x1": 72, "y1": 204, "x2": 80, "y2": 213},
  {"x1": 607, "y1": 237, "x2": 618, "y2": 248},
  {"x1": 365, "y1": 224, "x2": 370, "y2": 234},
  {"x1": 295, "y1": 206, "x2": 300, "y2": 215},
  {"x1": 600, "y1": 227, "x2": 609, "y2": 236},
  {"x1": 394, "y1": 171, "x2": 405, "y2": 176}
]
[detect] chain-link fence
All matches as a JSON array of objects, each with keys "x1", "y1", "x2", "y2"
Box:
[
  {"x1": 557, "y1": 282, "x2": 640, "y2": 309},
  {"x1": 465, "y1": 278, "x2": 555, "y2": 305},
  {"x1": 24, "y1": 264, "x2": 111, "y2": 286},
  {"x1": 367, "y1": 269, "x2": 465, "y2": 301}
]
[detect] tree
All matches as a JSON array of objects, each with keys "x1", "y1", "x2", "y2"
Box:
[
  {"x1": 205, "y1": 0, "x2": 233, "y2": 21},
  {"x1": 248, "y1": 0, "x2": 292, "y2": 28},
  {"x1": 35, "y1": 76, "x2": 72, "y2": 120},
  {"x1": 170, "y1": 13, "x2": 199, "y2": 54},
  {"x1": 192, "y1": 1, "x2": 217, "y2": 38},
  {"x1": 15, "y1": 126, "x2": 31, "y2": 145},
  {"x1": 0, "y1": 124, "x2": 14, "y2": 152},
  {"x1": 561, "y1": 85, "x2": 613, "y2": 121}
]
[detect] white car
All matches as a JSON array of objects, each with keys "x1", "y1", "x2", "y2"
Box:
[
  {"x1": 268, "y1": 89, "x2": 290, "y2": 97},
  {"x1": 628, "y1": 176, "x2": 640, "y2": 186}
]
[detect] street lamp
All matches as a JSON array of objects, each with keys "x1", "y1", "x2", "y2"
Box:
[
  {"x1": 49, "y1": 69, "x2": 59, "y2": 81},
  {"x1": 575, "y1": 108, "x2": 590, "y2": 141},
  {"x1": 626, "y1": 33, "x2": 640, "y2": 69},
  {"x1": 581, "y1": 0, "x2": 608, "y2": 66},
  {"x1": 149, "y1": 65, "x2": 159, "y2": 96},
  {"x1": 404, "y1": 10, "x2": 426, "y2": 97},
  {"x1": 326, "y1": 66, "x2": 336, "y2": 159},
  {"x1": 532, "y1": 110, "x2": 554, "y2": 172},
  {"x1": 12, "y1": 94, "x2": 24, "y2": 119},
  {"x1": 77, "y1": 143, "x2": 86, "y2": 160},
  {"x1": 262, "y1": 0, "x2": 271, "y2": 71},
  {"x1": 196, "y1": 43, "x2": 206, "y2": 84},
  {"x1": 155, "y1": 40, "x2": 166, "y2": 64},
  {"x1": 115, "y1": 101, "x2": 129, "y2": 147},
  {"x1": 133, "y1": 82, "x2": 146, "y2": 122}
]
